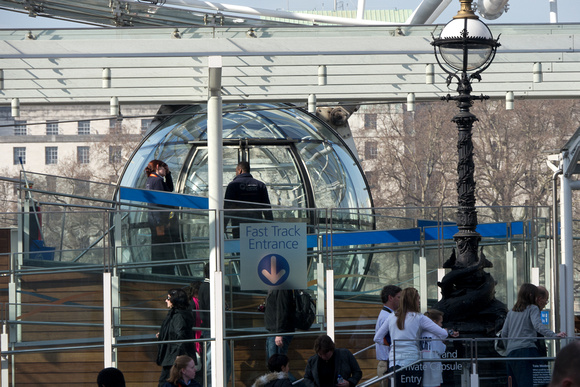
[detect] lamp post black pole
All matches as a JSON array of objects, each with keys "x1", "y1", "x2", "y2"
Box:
[{"x1": 445, "y1": 73, "x2": 488, "y2": 267}]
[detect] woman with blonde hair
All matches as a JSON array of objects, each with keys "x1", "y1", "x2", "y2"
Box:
[
  {"x1": 163, "y1": 355, "x2": 201, "y2": 387},
  {"x1": 374, "y1": 288, "x2": 456, "y2": 387}
]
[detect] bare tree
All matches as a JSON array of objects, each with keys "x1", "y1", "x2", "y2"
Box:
[
  {"x1": 89, "y1": 119, "x2": 142, "y2": 184},
  {"x1": 472, "y1": 99, "x2": 580, "y2": 220},
  {"x1": 358, "y1": 103, "x2": 457, "y2": 212},
  {"x1": 357, "y1": 100, "x2": 580, "y2": 214}
]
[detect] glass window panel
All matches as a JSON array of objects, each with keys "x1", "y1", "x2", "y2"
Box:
[
  {"x1": 78, "y1": 120, "x2": 91, "y2": 135},
  {"x1": 45, "y1": 147, "x2": 58, "y2": 165},
  {"x1": 364, "y1": 113, "x2": 377, "y2": 129},
  {"x1": 77, "y1": 146, "x2": 90, "y2": 164},
  {"x1": 14, "y1": 120, "x2": 27, "y2": 136},
  {"x1": 297, "y1": 141, "x2": 348, "y2": 209},
  {"x1": 46, "y1": 121, "x2": 59, "y2": 135},
  {"x1": 365, "y1": 141, "x2": 378, "y2": 159},
  {"x1": 248, "y1": 146, "x2": 307, "y2": 209},
  {"x1": 109, "y1": 146, "x2": 122, "y2": 164},
  {"x1": 13, "y1": 147, "x2": 25, "y2": 165},
  {"x1": 109, "y1": 118, "x2": 122, "y2": 134}
]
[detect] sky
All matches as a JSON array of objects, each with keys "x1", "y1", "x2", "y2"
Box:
[{"x1": 0, "y1": 0, "x2": 579, "y2": 28}]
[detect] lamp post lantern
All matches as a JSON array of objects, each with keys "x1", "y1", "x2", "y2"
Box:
[{"x1": 432, "y1": 0, "x2": 500, "y2": 268}]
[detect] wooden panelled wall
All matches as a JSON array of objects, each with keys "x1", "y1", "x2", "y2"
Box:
[{"x1": 0, "y1": 246, "x2": 379, "y2": 386}]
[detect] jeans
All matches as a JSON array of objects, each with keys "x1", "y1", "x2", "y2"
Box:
[
  {"x1": 202, "y1": 331, "x2": 232, "y2": 387},
  {"x1": 506, "y1": 347, "x2": 541, "y2": 387},
  {"x1": 266, "y1": 335, "x2": 293, "y2": 359}
]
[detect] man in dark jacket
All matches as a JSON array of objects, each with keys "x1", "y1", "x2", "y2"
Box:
[
  {"x1": 224, "y1": 161, "x2": 273, "y2": 238},
  {"x1": 304, "y1": 335, "x2": 362, "y2": 387},
  {"x1": 265, "y1": 289, "x2": 295, "y2": 359}
]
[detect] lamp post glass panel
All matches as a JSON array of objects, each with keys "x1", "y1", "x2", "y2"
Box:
[{"x1": 432, "y1": 0, "x2": 500, "y2": 268}]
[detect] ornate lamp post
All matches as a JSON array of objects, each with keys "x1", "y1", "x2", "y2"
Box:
[
  {"x1": 432, "y1": 0, "x2": 500, "y2": 268},
  {"x1": 431, "y1": 0, "x2": 507, "y2": 356}
]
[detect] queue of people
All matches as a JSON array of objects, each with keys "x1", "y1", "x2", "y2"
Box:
[
  {"x1": 144, "y1": 159, "x2": 573, "y2": 387},
  {"x1": 145, "y1": 282, "x2": 572, "y2": 387}
]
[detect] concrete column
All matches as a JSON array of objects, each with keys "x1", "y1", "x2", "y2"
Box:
[
  {"x1": 207, "y1": 55, "x2": 226, "y2": 387},
  {"x1": 559, "y1": 159, "x2": 575, "y2": 336}
]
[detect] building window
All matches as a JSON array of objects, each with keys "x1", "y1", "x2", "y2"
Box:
[
  {"x1": 14, "y1": 121, "x2": 27, "y2": 136},
  {"x1": 364, "y1": 114, "x2": 377, "y2": 130},
  {"x1": 78, "y1": 120, "x2": 91, "y2": 135},
  {"x1": 365, "y1": 141, "x2": 378, "y2": 160},
  {"x1": 109, "y1": 146, "x2": 122, "y2": 164},
  {"x1": 77, "y1": 146, "x2": 90, "y2": 164},
  {"x1": 46, "y1": 121, "x2": 59, "y2": 135},
  {"x1": 13, "y1": 147, "x2": 26, "y2": 165},
  {"x1": 141, "y1": 119, "x2": 153, "y2": 135},
  {"x1": 109, "y1": 118, "x2": 122, "y2": 134},
  {"x1": 45, "y1": 147, "x2": 58, "y2": 165}
]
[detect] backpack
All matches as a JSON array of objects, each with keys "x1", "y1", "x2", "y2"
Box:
[{"x1": 294, "y1": 290, "x2": 316, "y2": 331}]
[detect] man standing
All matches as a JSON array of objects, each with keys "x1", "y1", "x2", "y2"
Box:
[
  {"x1": 375, "y1": 285, "x2": 402, "y2": 387},
  {"x1": 224, "y1": 161, "x2": 273, "y2": 238}
]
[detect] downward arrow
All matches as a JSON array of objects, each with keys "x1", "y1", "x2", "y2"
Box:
[{"x1": 261, "y1": 255, "x2": 286, "y2": 284}]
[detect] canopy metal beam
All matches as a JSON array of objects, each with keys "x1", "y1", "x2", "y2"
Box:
[{"x1": 0, "y1": 24, "x2": 579, "y2": 107}]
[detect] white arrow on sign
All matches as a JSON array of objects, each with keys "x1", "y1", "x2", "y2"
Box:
[{"x1": 261, "y1": 255, "x2": 286, "y2": 284}]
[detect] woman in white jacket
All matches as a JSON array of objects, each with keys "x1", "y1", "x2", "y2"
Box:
[{"x1": 373, "y1": 287, "x2": 457, "y2": 387}]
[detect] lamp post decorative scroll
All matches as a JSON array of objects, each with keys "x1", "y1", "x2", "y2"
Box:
[{"x1": 431, "y1": 0, "x2": 507, "y2": 345}]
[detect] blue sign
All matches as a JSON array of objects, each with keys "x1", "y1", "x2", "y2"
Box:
[
  {"x1": 240, "y1": 222, "x2": 306, "y2": 290},
  {"x1": 257, "y1": 254, "x2": 291, "y2": 286},
  {"x1": 541, "y1": 310, "x2": 550, "y2": 325}
]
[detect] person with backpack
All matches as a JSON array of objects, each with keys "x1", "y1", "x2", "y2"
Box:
[{"x1": 264, "y1": 289, "x2": 295, "y2": 359}]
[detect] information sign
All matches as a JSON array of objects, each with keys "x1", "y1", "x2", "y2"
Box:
[{"x1": 239, "y1": 222, "x2": 307, "y2": 290}]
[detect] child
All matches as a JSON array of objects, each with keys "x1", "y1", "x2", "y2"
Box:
[
  {"x1": 252, "y1": 354, "x2": 293, "y2": 387},
  {"x1": 421, "y1": 309, "x2": 447, "y2": 387}
]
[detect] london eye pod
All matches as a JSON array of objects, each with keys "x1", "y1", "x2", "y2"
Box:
[{"x1": 115, "y1": 103, "x2": 375, "y2": 291}]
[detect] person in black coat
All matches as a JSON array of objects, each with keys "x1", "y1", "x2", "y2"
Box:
[
  {"x1": 264, "y1": 289, "x2": 295, "y2": 359},
  {"x1": 224, "y1": 161, "x2": 273, "y2": 238},
  {"x1": 304, "y1": 335, "x2": 362, "y2": 387},
  {"x1": 156, "y1": 288, "x2": 197, "y2": 387},
  {"x1": 145, "y1": 159, "x2": 178, "y2": 275}
]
